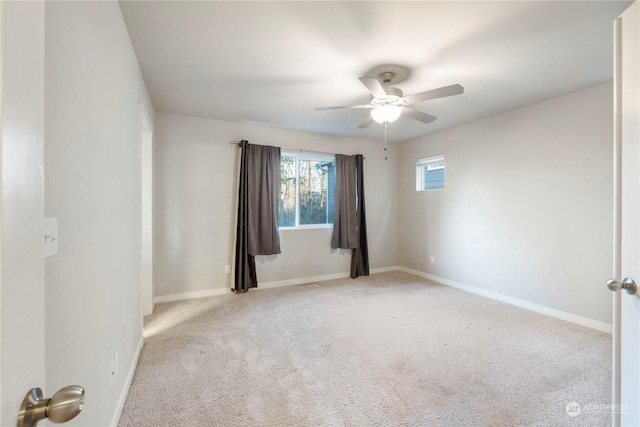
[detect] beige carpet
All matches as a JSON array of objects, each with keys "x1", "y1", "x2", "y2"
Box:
[{"x1": 118, "y1": 271, "x2": 611, "y2": 426}]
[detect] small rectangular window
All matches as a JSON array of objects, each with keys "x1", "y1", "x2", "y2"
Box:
[{"x1": 416, "y1": 155, "x2": 445, "y2": 191}]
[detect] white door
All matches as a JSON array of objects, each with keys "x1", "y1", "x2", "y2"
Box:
[
  {"x1": 1, "y1": 3, "x2": 86, "y2": 426},
  {"x1": 0, "y1": 1, "x2": 47, "y2": 425},
  {"x1": 612, "y1": 2, "x2": 640, "y2": 426}
]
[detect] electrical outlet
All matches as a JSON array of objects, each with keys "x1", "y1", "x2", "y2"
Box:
[
  {"x1": 44, "y1": 218, "x2": 58, "y2": 258},
  {"x1": 109, "y1": 350, "x2": 119, "y2": 386},
  {"x1": 430, "y1": 256, "x2": 435, "y2": 264},
  {"x1": 225, "y1": 265, "x2": 231, "y2": 274},
  {"x1": 109, "y1": 359, "x2": 115, "y2": 386}
]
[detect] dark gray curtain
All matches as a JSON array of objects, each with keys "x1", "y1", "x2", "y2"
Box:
[
  {"x1": 350, "y1": 155, "x2": 369, "y2": 278},
  {"x1": 331, "y1": 154, "x2": 369, "y2": 278},
  {"x1": 331, "y1": 155, "x2": 358, "y2": 249},
  {"x1": 234, "y1": 141, "x2": 256, "y2": 292},
  {"x1": 234, "y1": 141, "x2": 281, "y2": 293}
]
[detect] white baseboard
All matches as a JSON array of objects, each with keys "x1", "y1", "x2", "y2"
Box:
[
  {"x1": 111, "y1": 337, "x2": 143, "y2": 427},
  {"x1": 258, "y1": 272, "x2": 350, "y2": 289},
  {"x1": 154, "y1": 287, "x2": 231, "y2": 304},
  {"x1": 153, "y1": 266, "x2": 401, "y2": 302},
  {"x1": 399, "y1": 267, "x2": 612, "y2": 334},
  {"x1": 370, "y1": 266, "x2": 400, "y2": 274},
  {"x1": 257, "y1": 266, "x2": 400, "y2": 290},
  {"x1": 151, "y1": 266, "x2": 610, "y2": 333}
]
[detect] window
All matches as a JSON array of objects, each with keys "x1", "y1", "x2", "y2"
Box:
[
  {"x1": 416, "y1": 154, "x2": 445, "y2": 191},
  {"x1": 279, "y1": 153, "x2": 335, "y2": 228}
]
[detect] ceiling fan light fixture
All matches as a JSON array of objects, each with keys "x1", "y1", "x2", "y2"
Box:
[{"x1": 371, "y1": 105, "x2": 401, "y2": 124}]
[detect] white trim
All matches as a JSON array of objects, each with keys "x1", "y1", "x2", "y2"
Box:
[
  {"x1": 139, "y1": 100, "x2": 154, "y2": 317},
  {"x1": 370, "y1": 266, "x2": 400, "y2": 274},
  {"x1": 258, "y1": 272, "x2": 350, "y2": 289},
  {"x1": 257, "y1": 266, "x2": 399, "y2": 290},
  {"x1": 154, "y1": 287, "x2": 231, "y2": 304},
  {"x1": 399, "y1": 267, "x2": 613, "y2": 334},
  {"x1": 0, "y1": 1, "x2": 3, "y2": 422},
  {"x1": 153, "y1": 267, "x2": 400, "y2": 302},
  {"x1": 416, "y1": 154, "x2": 445, "y2": 191},
  {"x1": 280, "y1": 153, "x2": 335, "y2": 229},
  {"x1": 416, "y1": 153, "x2": 444, "y2": 166},
  {"x1": 612, "y1": 15, "x2": 623, "y2": 427},
  {"x1": 110, "y1": 338, "x2": 143, "y2": 427},
  {"x1": 138, "y1": 99, "x2": 153, "y2": 129},
  {"x1": 151, "y1": 266, "x2": 610, "y2": 334},
  {"x1": 282, "y1": 150, "x2": 335, "y2": 162},
  {"x1": 279, "y1": 223, "x2": 333, "y2": 231}
]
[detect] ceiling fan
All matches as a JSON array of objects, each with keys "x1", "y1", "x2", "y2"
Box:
[{"x1": 316, "y1": 71, "x2": 464, "y2": 128}]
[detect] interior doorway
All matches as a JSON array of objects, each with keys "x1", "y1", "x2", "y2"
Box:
[
  {"x1": 0, "y1": 2, "x2": 4, "y2": 422},
  {"x1": 140, "y1": 102, "x2": 153, "y2": 317}
]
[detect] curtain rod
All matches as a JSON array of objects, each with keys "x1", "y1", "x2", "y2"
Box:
[
  {"x1": 230, "y1": 142, "x2": 364, "y2": 159},
  {"x1": 283, "y1": 148, "x2": 365, "y2": 160},
  {"x1": 283, "y1": 148, "x2": 334, "y2": 157}
]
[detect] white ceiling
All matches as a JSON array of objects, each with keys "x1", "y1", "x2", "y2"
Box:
[{"x1": 119, "y1": 1, "x2": 632, "y2": 143}]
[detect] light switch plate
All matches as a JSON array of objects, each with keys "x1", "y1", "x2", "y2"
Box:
[{"x1": 44, "y1": 218, "x2": 58, "y2": 258}]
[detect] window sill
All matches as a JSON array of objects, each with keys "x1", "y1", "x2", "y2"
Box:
[{"x1": 279, "y1": 224, "x2": 333, "y2": 231}]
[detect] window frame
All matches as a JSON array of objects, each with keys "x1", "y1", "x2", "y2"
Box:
[
  {"x1": 279, "y1": 151, "x2": 336, "y2": 230},
  {"x1": 416, "y1": 154, "x2": 445, "y2": 191}
]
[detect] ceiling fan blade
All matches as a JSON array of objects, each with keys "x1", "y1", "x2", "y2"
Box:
[
  {"x1": 359, "y1": 77, "x2": 387, "y2": 98},
  {"x1": 405, "y1": 84, "x2": 464, "y2": 104},
  {"x1": 358, "y1": 115, "x2": 374, "y2": 129},
  {"x1": 404, "y1": 108, "x2": 438, "y2": 124},
  {"x1": 315, "y1": 104, "x2": 373, "y2": 111}
]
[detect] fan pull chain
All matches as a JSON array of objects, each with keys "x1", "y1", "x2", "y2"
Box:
[{"x1": 384, "y1": 122, "x2": 388, "y2": 161}]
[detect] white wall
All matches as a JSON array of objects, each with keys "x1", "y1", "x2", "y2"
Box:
[
  {"x1": 1, "y1": 2, "x2": 45, "y2": 425},
  {"x1": 399, "y1": 83, "x2": 613, "y2": 324},
  {"x1": 44, "y1": 2, "x2": 154, "y2": 426},
  {"x1": 154, "y1": 112, "x2": 399, "y2": 298}
]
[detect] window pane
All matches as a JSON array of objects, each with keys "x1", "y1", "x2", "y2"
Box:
[
  {"x1": 299, "y1": 159, "x2": 335, "y2": 225},
  {"x1": 279, "y1": 156, "x2": 296, "y2": 227},
  {"x1": 423, "y1": 164, "x2": 444, "y2": 189}
]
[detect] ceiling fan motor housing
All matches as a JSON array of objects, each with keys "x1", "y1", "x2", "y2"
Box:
[
  {"x1": 383, "y1": 86, "x2": 403, "y2": 99},
  {"x1": 378, "y1": 71, "x2": 404, "y2": 103},
  {"x1": 372, "y1": 86, "x2": 406, "y2": 107}
]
